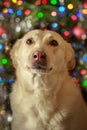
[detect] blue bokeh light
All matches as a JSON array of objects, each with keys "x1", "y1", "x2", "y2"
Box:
[
  {"x1": 51, "y1": 22, "x2": 59, "y2": 30},
  {"x1": 0, "y1": 43, "x2": 4, "y2": 51},
  {"x1": 17, "y1": 10, "x2": 22, "y2": 16},
  {"x1": 58, "y1": 5, "x2": 66, "y2": 13},
  {"x1": 82, "y1": 55, "x2": 87, "y2": 62}
]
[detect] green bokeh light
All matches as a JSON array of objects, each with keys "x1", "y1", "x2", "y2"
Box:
[
  {"x1": 61, "y1": 28, "x2": 66, "y2": 33},
  {"x1": 1, "y1": 58, "x2": 8, "y2": 65},
  {"x1": 82, "y1": 80, "x2": 87, "y2": 87},
  {"x1": 37, "y1": 12, "x2": 44, "y2": 18},
  {"x1": 50, "y1": 0, "x2": 58, "y2": 5}
]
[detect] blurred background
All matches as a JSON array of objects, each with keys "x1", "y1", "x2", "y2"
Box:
[{"x1": 0, "y1": 0, "x2": 87, "y2": 129}]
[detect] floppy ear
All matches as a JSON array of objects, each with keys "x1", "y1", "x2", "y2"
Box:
[
  {"x1": 64, "y1": 41, "x2": 76, "y2": 70},
  {"x1": 10, "y1": 39, "x2": 21, "y2": 68}
]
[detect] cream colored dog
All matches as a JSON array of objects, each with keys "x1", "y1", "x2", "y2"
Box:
[{"x1": 10, "y1": 30, "x2": 87, "y2": 130}]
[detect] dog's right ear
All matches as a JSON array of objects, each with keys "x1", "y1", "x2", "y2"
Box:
[{"x1": 10, "y1": 39, "x2": 21, "y2": 68}]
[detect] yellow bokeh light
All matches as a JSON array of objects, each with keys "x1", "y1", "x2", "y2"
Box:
[
  {"x1": 67, "y1": 3, "x2": 74, "y2": 10},
  {"x1": 12, "y1": 0, "x2": 17, "y2": 3},
  {"x1": 3, "y1": 8, "x2": 8, "y2": 13},
  {"x1": 82, "y1": 9, "x2": 87, "y2": 14},
  {"x1": 17, "y1": 1, "x2": 23, "y2": 5}
]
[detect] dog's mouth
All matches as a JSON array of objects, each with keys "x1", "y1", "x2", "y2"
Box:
[{"x1": 27, "y1": 62, "x2": 52, "y2": 73}]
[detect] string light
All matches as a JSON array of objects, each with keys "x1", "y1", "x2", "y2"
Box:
[
  {"x1": 82, "y1": 55, "x2": 87, "y2": 62},
  {"x1": 71, "y1": 15, "x2": 77, "y2": 21},
  {"x1": 42, "y1": 0, "x2": 48, "y2": 5},
  {"x1": 76, "y1": 10, "x2": 83, "y2": 19},
  {"x1": 3, "y1": 8, "x2": 8, "y2": 14},
  {"x1": 0, "y1": 77, "x2": 3, "y2": 84},
  {"x1": 0, "y1": 66, "x2": 4, "y2": 73},
  {"x1": 12, "y1": 0, "x2": 17, "y2": 3},
  {"x1": 61, "y1": 28, "x2": 66, "y2": 33},
  {"x1": 82, "y1": 9, "x2": 87, "y2": 15},
  {"x1": 64, "y1": 30, "x2": 70, "y2": 37},
  {"x1": 0, "y1": 43, "x2": 4, "y2": 51},
  {"x1": 8, "y1": 8, "x2": 14, "y2": 14},
  {"x1": 51, "y1": 11, "x2": 57, "y2": 17},
  {"x1": 67, "y1": 3, "x2": 74, "y2": 10},
  {"x1": 37, "y1": 12, "x2": 44, "y2": 18},
  {"x1": 3, "y1": 1, "x2": 10, "y2": 7},
  {"x1": 82, "y1": 80, "x2": 87, "y2": 87},
  {"x1": 16, "y1": 26, "x2": 21, "y2": 32},
  {"x1": 58, "y1": 5, "x2": 66, "y2": 13},
  {"x1": 35, "y1": 0, "x2": 41, "y2": 5},
  {"x1": 17, "y1": 0, "x2": 23, "y2": 5},
  {"x1": 68, "y1": 12, "x2": 73, "y2": 17},
  {"x1": 24, "y1": 9, "x2": 31, "y2": 15},
  {"x1": 83, "y1": 2, "x2": 87, "y2": 8},
  {"x1": 80, "y1": 69, "x2": 86, "y2": 75},
  {"x1": 1, "y1": 58, "x2": 8, "y2": 65},
  {"x1": 17, "y1": 10, "x2": 23, "y2": 16},
  {"x1": 51, "y1": 22, "x2": 59, "y2": 30},
  {"x1": 8, "y1": 77, "x2": 14, "y2": 84},
  {"x1": 50, "y1": 0, "x2": 58, "y2": 5}
]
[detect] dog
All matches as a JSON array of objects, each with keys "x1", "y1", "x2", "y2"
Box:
[{"x1": 10, "y1": 30, "x2": 87, "y2": 130}]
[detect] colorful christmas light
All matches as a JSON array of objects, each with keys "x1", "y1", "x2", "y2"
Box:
[
  {"x1": 24, "y1": 9, "x2": 31, "y2": 15},
  {"x1": 1, "y1": 58, "x2": 8, "y2": 65},
  {"x1": 37, "y1": 12, "x2": 44, "y2": 18},
  {"x1": 51, "y1": 22, "x2": 59, "y2": 30},
  {"x1": 50, "y1": 0, "x2": 58, "y2": 5},
  {"x1": 67, "y1": 3, "x2": 74, "y2": 10},
  {"x1": 0, "y1": 43, "x2": 4, "y2": 51},
  {"x1": 80, "y1": 69, "x2": 87, "y2": 75},
  {"x1": 58, "y1": 5, "x2": 66, "y2": 13}
]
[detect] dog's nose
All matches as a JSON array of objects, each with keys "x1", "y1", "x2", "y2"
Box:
[{"x1": 33, "y1": 51, "x2": 47, "y2": 62}]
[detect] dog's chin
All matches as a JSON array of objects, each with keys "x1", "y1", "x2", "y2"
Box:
[{"x1": 27, "y1": 66, "x2": 52, "y2": 74}]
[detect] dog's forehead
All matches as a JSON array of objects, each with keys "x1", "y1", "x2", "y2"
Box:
[{"x1": 23, "y1": 30, "x2": 61, "y2": 39}]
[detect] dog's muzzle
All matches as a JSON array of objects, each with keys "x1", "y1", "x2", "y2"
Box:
[{"x1": 32, "y1": 50, "x2": 47, "y2": 70}]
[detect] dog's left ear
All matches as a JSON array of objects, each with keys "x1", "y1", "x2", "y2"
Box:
[
  {"x1": 10, "y1": 39, "x2": 21, "y2": 68},
  {"x1": 64, "y1": 41, "x2": 75, "y2": 70}
]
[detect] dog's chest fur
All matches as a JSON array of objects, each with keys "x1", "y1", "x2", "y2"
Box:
[{"x1": 11, "y1": 74, "x2": 60, "y2": 130}]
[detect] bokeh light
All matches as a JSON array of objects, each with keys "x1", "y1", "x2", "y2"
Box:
[
  {"x1": 51, "y1": 11, "x2": 57, "y2": 17},
  {"x1": 80, "y1": 69, "x2": 87, "y2": 75},
  {"x1": 0, "y1": 43, "x2": 4, "y2": 51},
  {"x1": 82, "y1": 9, "x2": 87, "y2": 15},
  {"x1": 71, "y1": 15, "x2": 77, "y2": 21},
  {"x1": 24, "y1": 9, "x2": 31, "y2": 15},
  {"x1": 17, "y1": 10, "x2": 23, "y2": 16},
  {"x1": 1, "y1": 58, "x2": 8, "y2": 65},
  {"x1": 82, "y1": 80, "x2": 87, "y2": 87},
  {"x1": 67, "y1": 3, "x2": 74, "y2": 10},
  {"x1": 3, "y1": 1, "x2": 10, "y2": 7},
  {"x1": 8, "y1": 8, "x2": 14, "y2": 14},
  {"x1": 12, "y1": 0, "x2": 17, "y2": 4},
  {"x1": 58, "y1": 5, "x2": 66, "y2": 13},
  {"x1": 83, "y1": 2, "x2": 87, "y2": 8},
  {"x1": 37, "y1": 12, "x2": 44, "y2": 18},
  {"x1": 51, "y1": 22, "x2": 59, "y2": 30},
  {"x1": 82, "y1": 55, "x2": 87, "y2": 62},
  {"x1": 64, "y1": 30, "x2": 70, "y2": 37},
  {"x1": 42, "y1": 0, "x2": 48, "y2": 5},
  {"x1": 0, "y1": 77, "x2": 3, "y2": 84},
  {"x1": 50, "y1": 0, "x2": 58, "y2": 5}
]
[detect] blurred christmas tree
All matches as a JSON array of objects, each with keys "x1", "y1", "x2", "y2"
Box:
[{"x1": 0, "y1": 0, "x2": 87, "y2": 129}]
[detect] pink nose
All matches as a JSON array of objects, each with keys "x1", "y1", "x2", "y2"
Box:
[{"x1": 33, "y1": 51, "x2": 47, "y2": 62}]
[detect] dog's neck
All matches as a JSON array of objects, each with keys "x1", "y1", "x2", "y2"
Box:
[{"x1": 15, "y1": 67, "x2": 69, "y2": 95}]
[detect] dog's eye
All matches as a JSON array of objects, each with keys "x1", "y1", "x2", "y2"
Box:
[
  {"x1": 49, "y1": 40, "x2": 58, "y2": 47},
  {"x1": 26, "y1": 38, "x2": 33, "y2": 45}
]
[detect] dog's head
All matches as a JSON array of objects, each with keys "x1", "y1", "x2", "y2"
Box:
[{"x1": 10, "y1": 30, "x2": 75, "y2": 75}]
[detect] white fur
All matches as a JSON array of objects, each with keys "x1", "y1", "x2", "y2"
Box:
[{"x1": 10, "y1": 30, "x2": 87, "y2": 130}]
